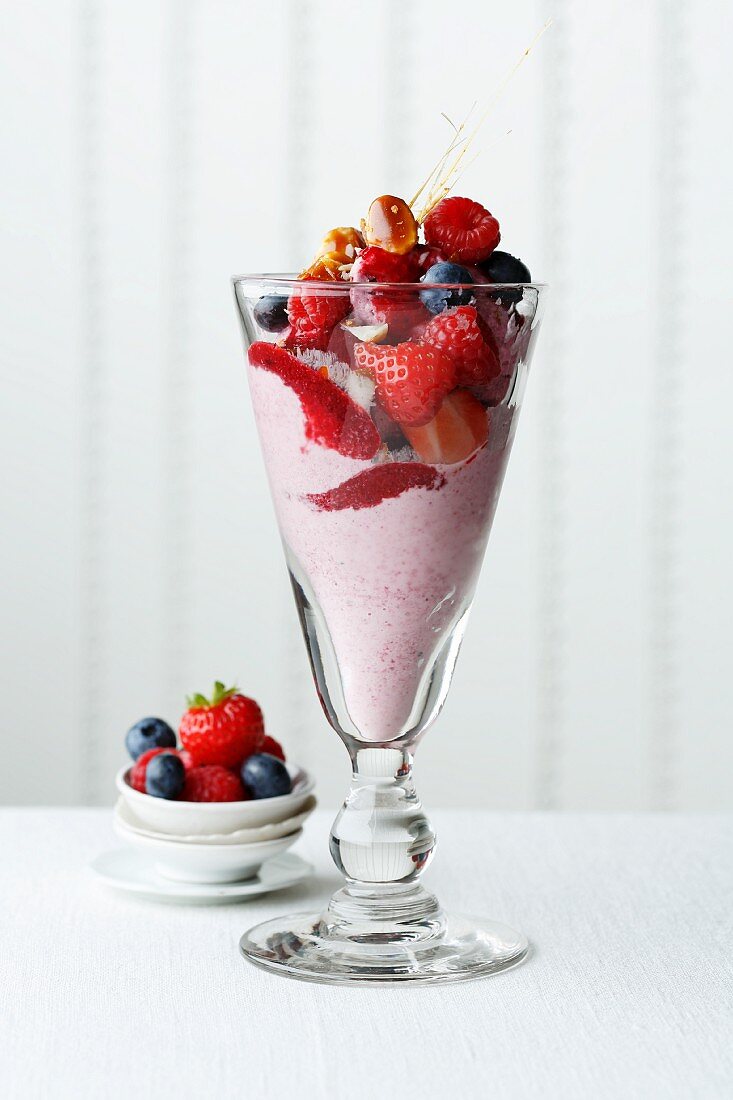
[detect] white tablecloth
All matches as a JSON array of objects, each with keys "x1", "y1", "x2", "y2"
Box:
[{"x1": 1, "y1": 809, "x2": 731, "y2": 1099}]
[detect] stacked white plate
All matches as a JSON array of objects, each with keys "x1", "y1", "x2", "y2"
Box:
[{"x1": 112, "y1": 763, "x2": 316, "y2": 885}]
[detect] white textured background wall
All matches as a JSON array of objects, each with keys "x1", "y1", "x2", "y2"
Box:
[{"x1": 2, "y1": 0, "x2": 732, "y2": 811}]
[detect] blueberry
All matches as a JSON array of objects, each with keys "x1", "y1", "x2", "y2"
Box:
[
  {"x1": 145, "y1": 752, "x2": 185, "y2": 799},
  {"x1": 419, "y1": 262, "x2": 474, "y2": 314},
  {"x1": 481, "y1": 250, "x2": 531, "y2": 284},
  {"x1": 241, "y1": 753, "x2": 292, "y2": 799},
  {"x1": 125, "y1": 717, "x2": 176, "y2": 761},
  {"x1": 479, "y1": 251, "x2": 531, "y2": 303},
  {"x1": 254, "y1": 294, "x2": 289, "y2": 333}
]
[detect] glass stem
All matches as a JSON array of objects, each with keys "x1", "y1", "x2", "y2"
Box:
[{"x1": 327, "y1": 746, "x2": 442, "y2": 930}]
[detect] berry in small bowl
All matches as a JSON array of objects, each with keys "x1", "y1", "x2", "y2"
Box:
[
  {"x1": 179, "y1": 681, "x2": 264, "y2": 768},
  {"x1": 116, "y1": 682, "x2": 314, "y2": 837},
  {"x1": 125, "y1": 717, "x2": 176, "y2": 761},
  {"x1": 145, "y1": 752, "x2": 186, "y2": 799},
  {"x1": 242, "y1": 753, "x2": 292, "y2": 799}
]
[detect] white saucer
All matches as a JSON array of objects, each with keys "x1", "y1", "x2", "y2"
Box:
[{"x1": 91, "y1": 849, "x2": 313, "y2": 904}]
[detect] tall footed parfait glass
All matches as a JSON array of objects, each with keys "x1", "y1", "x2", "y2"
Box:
[{"x1": 233, "y1": 274, "x2": 545, "y2": 983}]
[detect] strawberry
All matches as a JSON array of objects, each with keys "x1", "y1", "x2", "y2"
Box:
[
  {"x1": 248, "y1": 342, "x2": 380, "y2": 459},
  {"x1": 352, "y1": 341, "x2": 456, "y2": 428},
  {"x1": 179, "y1": 681, "x2": 264, "y2": 769},
  {"x1": 421, "y1": 305, "x2": 500, "y2": 390},
  {"x1": 181, "y1": 765, "x2": 248, "y2": 803},
  {"x1": 284, "y1": 288, "x2": 350, "y2": 351},
  {"x1": 423, "y1": 196, "x2": 500, "y2": 264},
  {"x1": 306, "y1": 463, "x2": 445, "y2": 512},
  {"x1": 403, "y1": 389, "x2": 488, "y2": 464}
]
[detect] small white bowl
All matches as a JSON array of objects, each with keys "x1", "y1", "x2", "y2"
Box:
[
  {"x1": 114, "y1": 795, "x2": 317, "y2": 845},
  {"x1": 116, "y1": 762, "x2": 315, "y2": 837},
  {"x1": 114, "y1": 814, "x2": 304, "y2": 884}
]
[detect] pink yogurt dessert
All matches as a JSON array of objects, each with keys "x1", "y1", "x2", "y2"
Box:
[
  {"x1": 238, "y1": 190, "x2": 539, "y2": 743},
  {"x1": 247, "y1": 339, "x2": 520, "y2": 743}
]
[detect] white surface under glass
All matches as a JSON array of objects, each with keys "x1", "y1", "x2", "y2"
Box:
[{"x1": 1, "y1": 808, "x2": 731, "y2": 1099}]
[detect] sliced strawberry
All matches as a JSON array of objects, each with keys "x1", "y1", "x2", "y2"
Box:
[
  {"x1": 306, "y1": 463, "x2": 445, "y2": 512},
  {"x1": 249, "y1": 342, "x2": 380, "y2": 459},
  {"x1": 403, "y1": 389, "x2": 488, "y2": 464},
  {"x1": 352, "y1": 341, "x2": 456, "y2": 428},
  {"x1": 424, "y1": 196, "x2": 500, "y2": 264}
]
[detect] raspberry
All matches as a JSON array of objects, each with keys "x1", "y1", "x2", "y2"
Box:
[
  {"x1": 307, "y1": 463, "x2": 445, "y2": 512},
  {"x1": 424, "y1": 196, "x2": 501, "y2": 264},
  {"x1": 129, "y1": 748, "x2": 168, "y2": 793},
  {"x1": 260, "y1": 735, "x2": 286, "y2": 762},
  {"x1": 249, "y1": 342, "x2": 380, "y2": 459},
  {"x1": 284, "y1": 289, "x2": 350, "y2": 351},
  {"x1": 421, "y1": 306, "x2": 500, "y2": 390},
  {"x1": 179, "y1": 682, "x2": 265, "y2": 768},
  {"x1": 180, "y1": 765, "x2": 247, "y2": 803},
  {"x1": 352, "y1": 341, "x2": 456, "y2": 428}
]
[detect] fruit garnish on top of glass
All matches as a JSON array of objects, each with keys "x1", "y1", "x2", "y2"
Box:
[{"x1": 233, "y1": 147, "x2": 546, "y2": 983}]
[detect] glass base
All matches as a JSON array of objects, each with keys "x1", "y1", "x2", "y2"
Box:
[{"x1": 239, "y1": 909, "x2": 529, "y2": 985}]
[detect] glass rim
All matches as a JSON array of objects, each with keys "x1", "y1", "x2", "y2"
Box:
[{"x1": 231, "y1": 272, "x2": 547, "y2": 293}]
